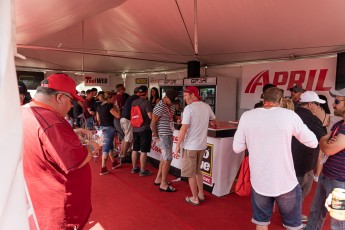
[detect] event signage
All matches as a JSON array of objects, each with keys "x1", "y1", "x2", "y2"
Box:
[
  {"x1": 201, "y1": 144, "x2": 213, "y2": 186},
  {"x1": 135, "y1": 78, "x2": 148, "y2": 84},
  {"x1": 184, "y1": 77, "x2": 217, "y2": 86},
  {"x1": 158, "y1": 79, "x2": 183, "y2": 86},
  {"x1": 241, "y1": 57, "x2": 336, "y2": 109},
  {"x1": 84, "y1": 74, "x2": 109, "y2": 86}
]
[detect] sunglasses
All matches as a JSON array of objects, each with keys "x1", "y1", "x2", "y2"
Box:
[
  {"x1": 58, "y1": 92, "x2": 75, "y2": 104},
  {"x1": 334, "y1": 98, "x2": 345, "y2": 105}
]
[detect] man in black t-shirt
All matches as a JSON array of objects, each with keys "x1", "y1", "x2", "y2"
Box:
[
  {"x1": 291, "y1": 91, "x2": 327, "y2": 223},
  {"x1": 120, "y1": 88, "x2": 140, "y2": 161},
  {"x1": 130, "y1": 86, "x2": 153, "y2": 176}
]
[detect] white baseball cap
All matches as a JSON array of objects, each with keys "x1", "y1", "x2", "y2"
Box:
[
  {"x1": 330, "y1": 88, "x2": 345, "y2": 98},
  {"x1": 300, "y1": 91, "x2": 326, "y2": 104}
]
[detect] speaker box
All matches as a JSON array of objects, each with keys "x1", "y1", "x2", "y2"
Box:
[
  {"x1": 336, "y1": 52, "x2": 345, "y2": 90},
  {"x1": 17, "y1": 71, "x2": 44, "y2": 90},
  {"x1": 187, "y1": 61, "x2": 200, "y2": 78}
]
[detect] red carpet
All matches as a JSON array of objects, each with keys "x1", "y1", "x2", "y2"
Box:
[{"x1": 85, "y1": 159, "x2": 330, "y2": 230}]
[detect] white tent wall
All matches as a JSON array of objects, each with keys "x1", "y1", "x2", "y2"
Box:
[{"x1": 0, "y1": 0, "x2": 29, "y2": 229}]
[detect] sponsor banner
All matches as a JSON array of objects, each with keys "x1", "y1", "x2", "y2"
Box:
[
  {"x1": 135, "y1": 78, "x2": 148, "y2": 85},
  {"x1": 149, "y1": 130, "x2": 181, "y2": 169},
  {"x1": 241, "y1": 57, "x2": 336, "y2": 109},
  {"x1": 201, "y1": 144, "x2": 213, "y2": 186},
  {"x1": 202, "y1": 175, "x2": 213, "y2": 187},
  {"x1": 84, "y1": 74, "x2": 109, "y2": 86},
  {"x1": 171, "y1": 130, "x2": 181, "y2": 168},
  {"x1": 184, "y1": 77, "x2": 217, "y2": 86},
  {"x1": 158, "y1": 79, "x2": 183, "y2": 86}
]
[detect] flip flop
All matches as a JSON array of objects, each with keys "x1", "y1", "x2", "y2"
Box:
[
  {"x1": 154, "y1": 181, "x2": 171, "y2": 186},
  {"x1": 159, "y1": 185, "x2": 177, "y2": 192},
  {"x1": 184, "y1": 197, "x2": 200, "y2": 206},
  {"x1": 199, "y1": 197, "x2": 206, "y2": 202}
]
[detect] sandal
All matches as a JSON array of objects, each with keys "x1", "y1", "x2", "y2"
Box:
[
  {"x1": 154, "y1": 181, "x2": 171, "y2": 186},
  {"x1": 159, "y1": 185, "x2": 177, "y2": 192},
  {"x1": 184, "y1": 197, "x2": 200, "y2": 206}
]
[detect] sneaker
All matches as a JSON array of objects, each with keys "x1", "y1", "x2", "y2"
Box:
[
  {"x1": 100, "y1": 167, "x2": 109, "y2": 175},
  {"x1": 139, "y1": 170, "x2": 152, "y2": 177},
  {"x1": 302, "y1": 214, "x2": 308, "y2": 222},
  {"x1": 131, "y1": 167, "x2": 140, "y2": 174},
  {"x1": 112, "y1": 160, "x2": 120, "y2": 169}
]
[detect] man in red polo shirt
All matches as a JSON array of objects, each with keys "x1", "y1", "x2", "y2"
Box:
[{"x1": 22, "y1": 73, "x2": 100, "y2": 230}]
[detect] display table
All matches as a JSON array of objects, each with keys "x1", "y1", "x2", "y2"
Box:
[{"x1": 148, "y1": 122, "x2": 244, "y2": 197}]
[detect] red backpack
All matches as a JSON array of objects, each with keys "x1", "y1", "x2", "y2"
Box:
[
  {"x1": 131, "y1": 102, "x2": 144, "y2": 128},
  {"x1": 235, "y1": 155, "x2": 251, "y2": 197}
]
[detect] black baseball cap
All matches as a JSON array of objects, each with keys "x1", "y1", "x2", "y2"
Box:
[
  {"x1": 138, "y1": 85, "x2": 148, "y2": 95},
  {"x1": 166, "y1": 89, "x2": 180, "y2": 104}
]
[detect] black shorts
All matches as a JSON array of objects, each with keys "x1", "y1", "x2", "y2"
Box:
[{"x1": 133, "y1": 129, "x2": 152, "y2": 153}]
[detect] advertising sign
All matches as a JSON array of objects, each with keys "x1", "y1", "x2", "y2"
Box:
[
  {"x1": 184, "y1": 77, "x2": 217, "y2": 86},
  {"x1": 241, "y1": 57, "x2": 336, "y2": 109},
  {"x1": 135, "y1": 78, "x2": 148, "y2": 84},
  {"x1": 84, "y1": 74, "x2": 109, "y2": 87},
  {"x1": 158, "y1": 79, "x2": 183, "y2": 86},
  {"x1": 201, "y1": 144, "x2": 213, "y2": 186}
]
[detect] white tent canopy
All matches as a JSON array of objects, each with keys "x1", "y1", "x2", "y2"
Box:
[{"x1": 15, "y1": 0, "x2": 345, "y2": 74}]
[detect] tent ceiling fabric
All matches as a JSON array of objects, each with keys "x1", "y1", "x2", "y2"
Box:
[{"x1": 15, "y1": 0, "x2": 345, "y2": 74}]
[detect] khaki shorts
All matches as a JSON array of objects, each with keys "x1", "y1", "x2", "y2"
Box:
[
  {"x1": 120, "y1": 118, "x2": 133, "y2": 142},
  {"x1": 181, "y1": 149, "x2": 204, "y2": 177}
]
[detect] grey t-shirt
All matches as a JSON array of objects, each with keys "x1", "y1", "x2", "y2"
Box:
[{"x1": 131, "y1": 98, "x2": 152, "y2": 132}]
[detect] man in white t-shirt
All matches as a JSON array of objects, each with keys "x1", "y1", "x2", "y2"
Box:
[
  {"x1": 176, "y1": 86, "x2": 216, "y2": 206},
  {"x1": 233, "y1": 87, "x2": 318, "y2": 230}
]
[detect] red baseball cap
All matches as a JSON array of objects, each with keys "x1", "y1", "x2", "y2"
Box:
[
  {"x1": 184, "y1": 86, "x2": 202, "y2": 100},
  {"x1": 41, "y1": 73, "x2": 85, "y2": 102}
]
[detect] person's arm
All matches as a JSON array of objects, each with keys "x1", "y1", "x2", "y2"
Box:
[
  {"x1": 78, "y1": 141, "x2": 100, "y2": 169},
  {"x1": 209, "y1": 118, "x2": 218, "y2": 128},
  {"x1": 87, "y1": 107, "x2": 95, "y2": 116},
  {"x1": 110, "y1": 107, "x2": 120, "y2": 119},
  {"x1": 151, "y1": 113, "x2": 160, "y2": 137},
  {"x1": 147, "y1": 111, "x2": 152, "y2": 120},
  {"x1": 320, "y1": 132, "x2": 345, "y2": 155},
  {"x1": 233, "y1": 121, "x2": 247, "y2": 154},
  {"x1": 293, "y1": 113, "x2": 318, "y2": 149},
  {"x1": 96, "y1": 112, "x2": 100, "y2": 126},
  {"x1": 176, "y1": 124, "x2": 189, "y2": 154},
  {"x1": 74, "y1": 128, "x2": 92, "y2": 140}
]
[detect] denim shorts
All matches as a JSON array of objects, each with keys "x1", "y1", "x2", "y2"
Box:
[
  {"x1": 101, "y1": 126, "x2": 115, "y2": 155},
  {"x1": 159, "y1": 135, "x2": 173, "y2": 161},
  {"x1": 86, "y1": 117, "x2": 94, "y2": 129},
  {"x1": 251, "y1": 184, "x2": 302, "y2": 229}
]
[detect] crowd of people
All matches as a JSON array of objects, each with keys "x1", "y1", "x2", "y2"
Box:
[
  {"x1": 20, "y1": 73, "x2": 216, "y2": 229},
  {"x1": 233, "y1": 83, "x2": 345, "y2": 230},
  {"x1": 19, "y1": 73, "x2": 345, "y2": 230}
]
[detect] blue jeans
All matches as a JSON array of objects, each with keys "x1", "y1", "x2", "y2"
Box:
[
  {"x1": 86, "y1": 117, "x2": 94, "y2": 129},
  {"x1": 251, "y1": 184, "x2": 302, "y2": 229},
  {"x1": 306, "y1": 174, "x2": 345, "y2": 230},
  {"x1": 101, "y1": 126, "x2": 115, "y2": 155}
]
